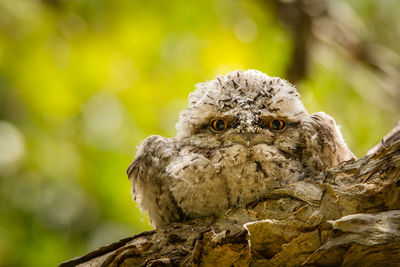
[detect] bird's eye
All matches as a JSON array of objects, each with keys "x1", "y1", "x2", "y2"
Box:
[
  {"x1": 210, "y1": 118, "x2": 228, "y2": 132},
  {"x1": 269, "y1": 119, "x2": 286, "y2": 131}
]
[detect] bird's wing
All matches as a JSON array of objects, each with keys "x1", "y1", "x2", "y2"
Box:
[
  {"x1": 302, "y1": 112, "x2": 356, "y2": 170},
  {"x1": 127, "y1": 135, "x2": 183, "y2": 227}
]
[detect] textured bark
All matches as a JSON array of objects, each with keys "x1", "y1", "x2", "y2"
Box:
[{"x1": 60, "y1": 123, "x2": 400, "y2": 267}]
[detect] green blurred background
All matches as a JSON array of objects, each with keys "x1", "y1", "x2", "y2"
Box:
[{"x1": 0, "y1": 0, "x2": 399, "y2": 266}]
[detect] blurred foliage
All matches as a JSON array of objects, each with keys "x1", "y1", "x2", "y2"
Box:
[{"x1": 0, "y1": 0, "x2": 398, "y2": 266}]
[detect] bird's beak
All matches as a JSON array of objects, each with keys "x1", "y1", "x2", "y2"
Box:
[{"x1": 228, "y1": 133, "x2": 273, "y2": 146}]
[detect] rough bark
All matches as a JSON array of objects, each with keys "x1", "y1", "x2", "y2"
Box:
[{"x1": 60, "y1": 122, "x2": 400, "y2": 267}]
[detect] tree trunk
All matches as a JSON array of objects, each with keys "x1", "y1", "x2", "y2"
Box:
[{"x1": 60, "y1": 122, "x2": 400, "y2": 267}]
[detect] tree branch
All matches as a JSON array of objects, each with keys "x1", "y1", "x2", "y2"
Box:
[{"x1": 60, "y1": 122, "x2": 400, "y2": 266}]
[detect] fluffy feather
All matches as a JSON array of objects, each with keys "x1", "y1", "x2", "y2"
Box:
[{"x1": 128, "y1": 70, "x2": 355, "y2": 226}]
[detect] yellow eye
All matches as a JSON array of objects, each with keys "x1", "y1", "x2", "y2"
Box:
[
  {"x1": 210, "y1": 118, "x2": 228, "y2": 132},
  {"x1": 269, "y1": 119, "x2": 286, "y2": 131}
]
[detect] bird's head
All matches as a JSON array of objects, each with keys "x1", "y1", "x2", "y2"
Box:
[{"x1": 176, "y1": 70, "x2": 309, "y2": 148}]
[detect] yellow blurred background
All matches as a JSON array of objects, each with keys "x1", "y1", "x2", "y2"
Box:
[{"x1": 0, "y1": 0, "x2": 399, "y2": 266}]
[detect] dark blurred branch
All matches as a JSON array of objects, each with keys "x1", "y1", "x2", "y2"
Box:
[
  {"x1": 270, "y1": 0, "x2": 327, "y2": 83},
  {"x1": 269, "y1": 0, "x2": 400, "y2": 109},
  {"x1": 271, "y1": 0, "x2": 313, "y2": 83}
]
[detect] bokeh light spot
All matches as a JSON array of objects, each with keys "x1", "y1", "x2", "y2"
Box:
[
  {"x1": 234, "y1": 18, "x2": 258, "y2": 43},
  {"x1": 0, "y1": 121, "x2": 25, "y2": 168}
]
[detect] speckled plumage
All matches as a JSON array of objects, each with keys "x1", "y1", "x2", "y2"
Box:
[{"x1": 127, "y1": 70, "x2": 355, "y2": 227}]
